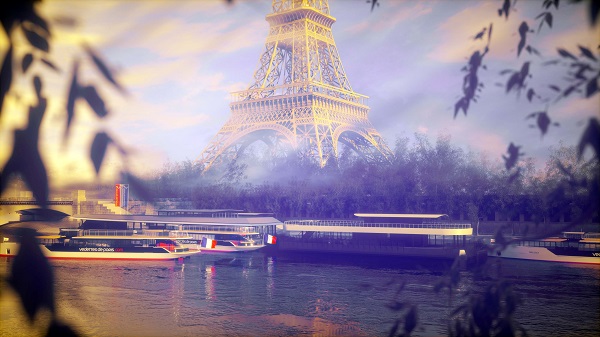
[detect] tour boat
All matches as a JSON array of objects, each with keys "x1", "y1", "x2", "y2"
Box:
[
  {"x1": 175, "y1": 232, "x2": 277, "y2": 253},
  {"x1": 488, "y1": 232, "x2": 600, "y2": 264},
  {"x1": 71, "y1": 211, "x2": 279, "y2": 254},
  {"x1": 0, "y1": 228, "x2": 200, "y2": 260}
]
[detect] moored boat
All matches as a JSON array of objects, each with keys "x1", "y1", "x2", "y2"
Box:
[
  {"x1": 277, "y1": 214, "x2": 473, "y2": 259},
  {"x1": 488, "y1": 232, "x2": 600, "y2": 264},
  {"x1": 0, "y1": 228, "x2": 200, "y2": 260},
  {"x1": 72, "y1": 211, "x2": 279, "y2": 254}
]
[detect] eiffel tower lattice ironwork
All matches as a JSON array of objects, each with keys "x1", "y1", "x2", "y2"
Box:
[{"x1": 197, "y1": 0, "x2": 392, "y2": 171}]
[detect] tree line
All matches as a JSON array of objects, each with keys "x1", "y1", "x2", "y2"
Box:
[{"x1": 145, "y1": 133, "x2": 599, "y2": 224}]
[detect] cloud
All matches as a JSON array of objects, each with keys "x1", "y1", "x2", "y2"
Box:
[{"x1": 120, "y1": 57, "x2": 201, "y2": 87}]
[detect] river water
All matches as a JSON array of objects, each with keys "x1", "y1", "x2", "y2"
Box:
[{"x1": 1, "y1": 252, "x2": 599, "y2": 337}]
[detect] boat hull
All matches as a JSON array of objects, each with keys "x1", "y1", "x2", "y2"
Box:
[
  {"x1": 276, "y1": 240, "x2": 466, "y2": 259},
  {"x1": 198, "y1": 245, "x2": 265, "y2": 253},
  {"x1": 178, "y1": 239, "x2": 266, "y2": 253},
  {"x1": 0, "y1": 242, "x2": 199, "y2": 260},
  {"x1": 489, "y1": 245, "x2": 600, "y2": 264}
]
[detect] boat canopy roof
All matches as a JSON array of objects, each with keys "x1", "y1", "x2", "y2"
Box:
[
  {"x1": 354, "y1": 213, "x2": 449, "y2": 219},
  {"x1": 353, "y1": 214, "x2": 452, "y2": 224},
  {"x1": 36, "y1": 235, "x2": 61, "y2": 239},
  {"x1": 157, "y1": 208, "x2": 244, "y2": 213},
  {"x1": 72, "y1": 214, "x2": 281, "y2": 226}
]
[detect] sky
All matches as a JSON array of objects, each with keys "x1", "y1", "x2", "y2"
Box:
[{"x1": 0, "y1": 0, "x2": 599, "y2": 190}]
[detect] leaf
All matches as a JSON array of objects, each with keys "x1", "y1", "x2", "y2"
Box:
[
  {"x1": 545, "y1": 12, "x2": 553, "y2": 28},
  {"x1": 83, "y1": 44, "x2": 126, "y2": 93},
  {"x1": 34, "y1": 76, "x2": 42, "y2": 98},
  {"x1": 537, "y1": 112, "x2": 551, "y2": 136},
  {"x1": 41, "y1": 58, "x2": 61, "y2": 73},
  {"x1": 0, "y1": 103, "x2": 49, "y2": 208},
  {"x1": 517, "y1": 22, "x2": 529, "y2": 57},
  {"x1": 46, "y1": 319, "x2": 79, "y2": 337},
  {"x1": 543, "y1": 0, "x2": 559, "y2": 10},
  {"x1": 24, "y1": 11, "x2": 51, "y2": 38},
  {"x1": 573, "y1": 63, "x2": 591, "y2": 81},
  {"x1": 90, "y1": 132, "x2": 111, "y2": 174},
  {"x1": 21, "y1": 53, "x2": 33, "y2": 73},
  {"x1": 454, "y1": 97, "x2": 468, "y2": 118},
  {"x1": 502, "y1": 142, "x2": 523, "y2": 171},
  {"x1": 473, "y1": 27, "x2": 486, "y2": 40},
  {"x1": 404, "y1": 306, "x2": 418, "y2": 334},
  {"x1": 23, "y1": 25, "x2": 49, "y2": 52},
  {"x1": 65, "y1": 60, "x2": 79, "y2": 141},
  {"x1": 8, "y1": 228, "x2": 55, "y2": 322},
  {"x1": 498, "y1": 0, "x2": 510, "y2": 19},
  {"x1": 506, "y1": 62, "x2": 530, "y2": 93},
  {"x1": 536, "y1": 12, "x2": 553, "y2": 32},
  {"x1": 578, "y1": 45, "x2": 597, "y2": 61},
  {"x1": 526, "y1": 88, "x2": 536, "y2": 102},
  {"x1": 562, "y1": 85, "x2": 578, "y2": 98},
  {"x1": 543, "y1": 59, "x2": 560, "y2": 66},
  {"x1": 81, "y1": 85, "x2": 108, "y2": 117},
  {"x1": 526, "y1": 111, "x2": 543, "y2": 120},
  {"x1": 589, "y1": 0, "x2": 600, "y2": 26},
  {"x1": 0, "y1": 43, "x2": 13, "y2": 116},
  {"x1": 577, "y1": 118, "x2": 600, "y2": 159},
  {"x1": 506, "y1": 73, "x2": 521, "y2": 93},
  {"x1": 526, "y1": 45, "x2": 541, "y2": 56},
  {"x1": 586, "y1": 77, "x2": 598, "y2": 98},
  {"x1": 557, "y1": 48, "x2": 577, "y2": 60}
]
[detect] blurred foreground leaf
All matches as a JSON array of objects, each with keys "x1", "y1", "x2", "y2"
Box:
[{"x1": 8, "y1": 228, "x2": 55, "y2": 322}]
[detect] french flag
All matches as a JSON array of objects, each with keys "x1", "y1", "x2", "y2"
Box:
[
  {"x1": 201, "y1": 237, "x2": 217, "y2": 249},
  {"x1": 264, "y1": 234, "x2": 277, "y2": 245}
]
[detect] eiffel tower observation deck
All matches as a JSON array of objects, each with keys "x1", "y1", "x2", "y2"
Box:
[{"x1": 197, "y1": 0, "x2": 392, "y2": 172}]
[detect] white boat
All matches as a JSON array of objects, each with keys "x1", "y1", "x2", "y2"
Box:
[
  {"x1": 0, "y1": 228, "x2": 200, "y2": 260},
  {"x1": 488, "y1": 232, "x2": 600, "y2": 264},
  {"x1": 72, "y1": 211, "x2": 279, "y2": 254},
  {"x1": 176, "y1": 232, "x2": 273, "y2": 253}
]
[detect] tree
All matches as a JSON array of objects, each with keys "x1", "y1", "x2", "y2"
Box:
[{"x1": 454, "y1": 0, "x2": 599, "y2": 231}]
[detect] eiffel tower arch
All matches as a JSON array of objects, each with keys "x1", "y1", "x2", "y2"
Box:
[{"x1": 197, "y1": 0, "x2": 392, "y2": 171}]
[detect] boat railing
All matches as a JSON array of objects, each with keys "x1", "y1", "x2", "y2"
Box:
[
  {"x1": 284, "y1": 220, "x2": 471, "y2": 229},
  {"x1": 83, "y1": 229, "x2": 136, "y2": 237},
  {"x1": 178, "y1": 225, "x2": 260, "y2": 234},
  {"x1": 140, "y1": 230, "x2": 190, "y2": 238}
]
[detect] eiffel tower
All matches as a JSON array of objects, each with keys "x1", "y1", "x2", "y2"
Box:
[{"x1": 197, "y1": 0, "x2": 392, "y2": 171}]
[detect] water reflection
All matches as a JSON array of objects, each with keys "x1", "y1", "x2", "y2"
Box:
[
  {"x1": 1, "y1": 252, "x2": 598, "y2": 336},
  {"x1": 204, "y1": 264, "x2": 216, "y2": 302},
  {"x1": 266, "y1": 255, "x2": 275, "y2": 300}
]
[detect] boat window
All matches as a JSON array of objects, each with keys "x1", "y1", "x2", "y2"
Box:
[{"x1": 215, "y1": 234, "x2": 245, "y2": 241}]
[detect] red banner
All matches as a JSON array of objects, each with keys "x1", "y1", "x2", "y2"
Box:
[{"x1": 115, "y1": 184, "x2": 120, "y2": 206}]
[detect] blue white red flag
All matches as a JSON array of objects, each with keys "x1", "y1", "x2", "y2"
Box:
[
  {"x1": 264, "y1": 234, "x2": 276, "y2": 245},
  {"x1": 201, "y1": 237, "x2": 217, "y2": 249}
]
